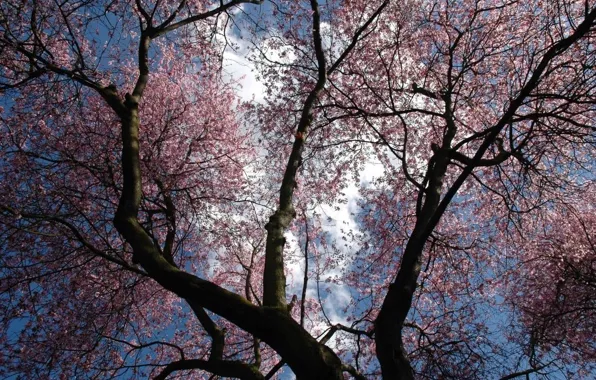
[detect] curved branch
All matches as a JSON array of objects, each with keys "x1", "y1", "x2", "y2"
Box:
[
  {"x1": 187, "y1": 300, "x2": 225, "y2": 361},
  {"x1": 153, "y1": 358, "x2": 264, "y2": 380},
  {"x1": 0, "y1": 204, "x2": 146, "y2": 276},
  {"x1": 500, "y1": 365, "x2": 547, "y2": 380},
  {"x1": 152, "y1": 0, "x2": 264, "y2": 38},
  {"x1": 327, "y1": 0, "x2": 390, "y2": 75}
]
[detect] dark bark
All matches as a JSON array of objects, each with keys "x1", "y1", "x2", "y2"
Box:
[
  {"x1": 153, "y1": 358, "x2": 264, "y2": 380},
  {"x1": 113, "y1": 111, "x2": 344, "y2": 379},
  {"x1": 263, "y1": 0, "x2": 327, "y2": 309},
  {"x1": 373, "y1": 7, "x2": 596, "y2": 379}
]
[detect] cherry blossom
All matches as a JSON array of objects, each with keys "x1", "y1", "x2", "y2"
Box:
[{"x1": 1, "y1": 0, "x2": 595, "y2": 378}]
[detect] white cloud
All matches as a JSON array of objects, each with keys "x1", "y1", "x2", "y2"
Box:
[{"x1": 220, "y1": 35, "x2": 265, "y2": 103}]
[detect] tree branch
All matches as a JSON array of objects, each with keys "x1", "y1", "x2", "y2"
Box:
[
  {"x1": 262, "y1": 0, "x2": 327, "y2": 309},
  {"x1": 152, "y1": 0, "x2": 264, "y2": 38},
  {"x1": 153, "y1": 358, "x2": 264, "y2": 380}
]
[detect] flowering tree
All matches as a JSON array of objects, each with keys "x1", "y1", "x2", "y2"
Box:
[
  {"x1": 0, "y1": 0, "x2": 595, "y2": 379},
  {"x1": 505, "y1": 193, "x2": 596, "y2": 375}
]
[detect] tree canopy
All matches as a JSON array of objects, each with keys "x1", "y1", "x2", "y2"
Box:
[{"x1": 0, "y1": 0, "x2": 595, "y2": 379}]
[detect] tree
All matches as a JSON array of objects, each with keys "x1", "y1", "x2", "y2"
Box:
[{"x1": 0, "y1": 0, "x2": 594, "y2": 379}]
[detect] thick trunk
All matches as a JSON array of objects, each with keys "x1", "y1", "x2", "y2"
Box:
[
  {"x1": 262, "y1": 0, "x2": 327, "y2": 310},
  {"x1": 114, "y1": 111, "x2": 343, "y2": 380},
  {"x1": 375, "y1": 132, "x2": 452, "y2": 378},
  {"x1": 144, "y1": 265, "x2": 345, "y2": 379},
  {"x1": 374, "y1": 238, "x2": 425, "y2": 380}
]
